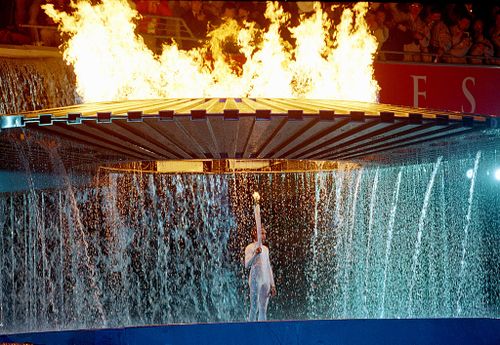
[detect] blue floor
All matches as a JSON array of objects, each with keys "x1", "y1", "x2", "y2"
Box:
[{"x1": 1, "y1": 319, "x2": 499, "y2": 345}]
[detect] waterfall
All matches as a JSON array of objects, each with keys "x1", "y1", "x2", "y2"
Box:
[
  {"x1": 0, "y1": 197, "x2": 5, "y2": 327},
  {"x1": 342, "y1": 168, "x2": 363, "y2": 318},
  {"x1": 307, "y1": 172, "x2": 322, "y2": 318},
  {"x1": 0, "y1": 137, "x2": 498, "y2": 333},
  {"x1": 0, "y1": 57, "x2": 78, "y2": 114},
  {"x1": 456, "y1": 151, "x2": 482, "y2": 315},
  {"x1": 47, "y1": 145, "x2": 107, "y2": 327},
  {"x1": 380, "y1": 168, "x2": 402, "y2": 317},
  {"x1": 363, "y1": 167, "x2": 379, "y2": 315},
  {"x1": 408, "y1": 156, "x2": 443, "y2": 316}
]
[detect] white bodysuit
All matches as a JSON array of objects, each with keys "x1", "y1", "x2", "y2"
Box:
[{"x1": 245, "y1": 242, "x2": 275, "y2": 321}]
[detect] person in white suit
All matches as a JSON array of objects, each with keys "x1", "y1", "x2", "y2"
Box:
[{"x1": 245, "y1": 226, "x2": 276, "y2": 321}]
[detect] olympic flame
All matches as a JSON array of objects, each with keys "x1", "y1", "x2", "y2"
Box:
[
  {"x1": 43, "y1": 0, "x2": 379, "y2": 103},
  {"x1": 252, "y1": 191, "x2": 261, "y2": 203}
]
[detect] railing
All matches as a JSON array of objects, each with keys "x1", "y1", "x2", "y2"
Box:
[
  {"x1": 138, "y1": 15, "x2": 201, "y2": 52},
  {"x1": 14, "y1": 20, "x2": 500, "y2": 66},
  {"x1": 140, "y1": 15, "x2": 198, "y2": 42},
  {"x1": 19, "y1": 15, "x2": 199, "y2": 50},
  {"x1": 377, "y1": 50, "x2": 500, "y2": 66},
  {"x1": 18, "y1": 24, "x2": 56, "y2": 46}
]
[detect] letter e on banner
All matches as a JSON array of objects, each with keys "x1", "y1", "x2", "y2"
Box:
[
  {"x1": 411, "y1": 75, "x2": 427, "y2": 108},
  {"x1": 461, "y1": 77, "x2": 476, "y2": 113}
]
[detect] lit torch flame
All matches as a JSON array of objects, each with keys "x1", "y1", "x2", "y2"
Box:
[
  {"x1": 253, "y1": 191, "x2": 261, "y2": 203},
  {"x1": 43, "y1": 0, "x2": 380, "y2": 103}
]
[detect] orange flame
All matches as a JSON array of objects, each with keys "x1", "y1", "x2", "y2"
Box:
[{"x1": 43, "y1": 1, "x2": 380, "y2": 103}]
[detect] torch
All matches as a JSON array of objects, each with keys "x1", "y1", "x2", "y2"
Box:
[{"x1": 252, "y1": 191, "x2": 262, "y2": 248}]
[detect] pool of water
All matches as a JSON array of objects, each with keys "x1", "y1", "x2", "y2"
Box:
[{"x1": 1, "y1": 319, "x2": 499, "y2": 345}]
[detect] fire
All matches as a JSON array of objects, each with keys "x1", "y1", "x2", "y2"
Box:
[{"x1": 43, "y1": 0, "x2": 379, "y2": 103}]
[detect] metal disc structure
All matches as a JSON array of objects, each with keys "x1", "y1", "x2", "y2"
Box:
[{"x1": 1, "y1": 98, "x2": 498, "y2": 171}]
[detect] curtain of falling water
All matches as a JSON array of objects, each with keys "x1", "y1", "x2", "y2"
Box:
[
  {"x1": 0, "y1": 146, "x2": 499, "y2": 333},
  {"x1": 0, "y1": 58, "x2": 78, "y2": 114},
  {"x1": 305, "y1": 154, "x2": 499, "y2": 319},
  {"x1": 0, "y1": 170, "x2": 242, "y2": 333}
]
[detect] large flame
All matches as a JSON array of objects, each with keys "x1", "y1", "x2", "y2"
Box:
[{"x1": 43, "y1": 0, "x2": 379, "y2": 103}]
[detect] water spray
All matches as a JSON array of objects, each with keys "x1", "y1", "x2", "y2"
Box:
[{"x1": 253, "y1": 191, "x2": 262, "y2": 248}]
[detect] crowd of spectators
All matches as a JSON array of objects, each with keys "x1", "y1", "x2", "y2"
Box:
[
  {"x1": 0, "y1": 1, "x2": 499, "y2": 65},
  {"x1": 0, "y1": 0, "x2": 69, "y2": 47},
  {"x1": 367, "y1": 3, "x2": 500, "y2": 64}
]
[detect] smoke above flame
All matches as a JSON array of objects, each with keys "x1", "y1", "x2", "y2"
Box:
[{"x1": 43, "y1": 0, "x2": 380, "y2": 103}]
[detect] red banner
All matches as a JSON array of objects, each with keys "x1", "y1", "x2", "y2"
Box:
[{"x1": 374, "y1": 62, "x2": 500, "y2": 116}]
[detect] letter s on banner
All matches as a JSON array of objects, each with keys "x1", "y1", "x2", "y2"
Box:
[{"x1": 461, "y1": 77, "x2": 476, "y2": 113}]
